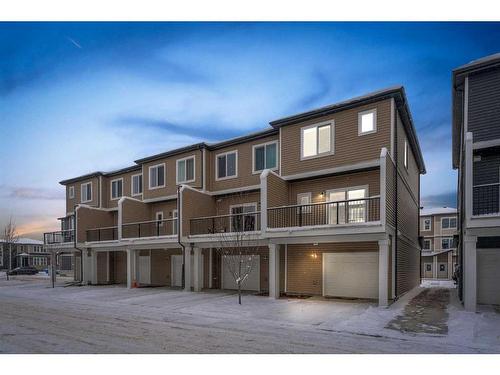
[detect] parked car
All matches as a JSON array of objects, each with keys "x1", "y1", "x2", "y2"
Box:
[{"x1": 8, "y1": 266, "x2": 39, "y2": 275}]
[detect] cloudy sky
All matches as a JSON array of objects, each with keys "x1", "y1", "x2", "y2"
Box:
[{"x1": 1, "y1": 22, "x2": 499, "y2": 239}]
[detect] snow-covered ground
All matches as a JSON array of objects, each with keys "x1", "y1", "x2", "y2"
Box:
[{"x1": 0, "y1": 277, "x2": 498, "y2": 353}]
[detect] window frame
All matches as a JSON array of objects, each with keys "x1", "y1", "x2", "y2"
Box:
[
  {"x1": 441, "y1": 237, "x2": 454, "y2": 249},
  {"x1": 326, "y1": 185, "x2": 369, "y2": 224},
  {"x1": 155, "y1": 211, "x2": 164, "y2": 228},
  {"x1": 297, "y1": 192, "x2": 312, "y2": 214},
  {"x1": 422, "y1": 218, "x2": 432, "y2": 231},
  {"x1": 131, "y1": 173, "x2": 143, "y2": 197},
  {"x1": 423, "y1": 239, "x2": 431, "y2": 250},
  {"x1": 68, "y1": 186, "x2": 75, "y2": 199},
  {"x1": 110, "y1": 178, "x2": 124, "y2": 201},
  {"x1": 215, "y1": 150, "x2": 238, "y2": 181},
  {"x1": 148, "y1": 163, "x2": 166, "y2": 190},
  {"x1": 176, "y1": 156, "x2": 196, "y2": 184},
  {"x1": 252, "y1": 140, "x2": 279, "y2": 174},
  {"x1": 358, "y1": 108, "x2": 377, "y2": 136},
  {"x1": 441, "y1": 216, "x2": 457, "y2": 229},
  {"x1": 300, "y1": 120, "x2": 335, "y2": 160},
  {"x1": 229, "y1": 202, "x2": 258, "y2": 232},
  {"x1": 81, "y1": 182, "x2": 92, "y2": 203}
]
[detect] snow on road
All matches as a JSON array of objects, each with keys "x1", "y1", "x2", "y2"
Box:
[{"x1": 0, "y1": 277, "x2": 498, "y2": 354}]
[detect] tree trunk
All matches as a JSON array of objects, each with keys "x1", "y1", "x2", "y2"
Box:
[
  {"x1": 238, "y1": 280, "x2": 242, "y2": 305},
  {"x1": 6, "y1": 244, "x2": 11, "y2": 281}
]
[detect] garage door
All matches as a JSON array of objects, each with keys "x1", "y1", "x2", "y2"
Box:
[
  {"x1": 323, "y1": 252, "x2": 378, "y2": 299},
  {"x1": 171, "y1": 255, "x2": 199, "y2": 288},
  {"x1": 477, "y1": 248, "x2": 500, "y2": 305},
  {"x1": 222, "y1": 255, "x2": 260, "y2": 291}
]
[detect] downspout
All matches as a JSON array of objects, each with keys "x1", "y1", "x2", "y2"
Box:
[
  {"x1": 394, "y1": 105, "x2": 398, "y2": 298},
  {"x1": 177, "y1": 185, "x2": 186, "y2": 289}
]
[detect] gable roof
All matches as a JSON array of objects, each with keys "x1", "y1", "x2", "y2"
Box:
[{"x1": 420, "y1": 207, "x2": 457, "y2": 216}]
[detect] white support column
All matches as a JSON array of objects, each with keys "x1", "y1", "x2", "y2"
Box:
[
  {"x1": 268, "y1": 243, "x2": 280, "y2": 299},
  {"x1": 463, "y1": 235, "x2": 477, "y2": 312},
  {"x1": 208, "y1": 248, "x2": 213, "y2": 289},
  {"x1": 184, "y1": 247, "x2": 192, "y2": 292},
  {"x1": 378, "y1": 239, "x2": 390, "y2": 307},
  {"x1": 91, "y1": 250, "x2": 98, "y2": 285},
  {"x1": 193, "y1": 247, "x2": 203, "y2": 292},
  {"x1": 433, "y1": 256, "x2": 438, "y2": 279},
  {"x1": 126, "y1": 248, "x2": 136, "y2": 289}
]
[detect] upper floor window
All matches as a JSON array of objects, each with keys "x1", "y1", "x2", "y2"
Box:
[
  {"x1": 253, "y1": 141, "x2": 278, "y2": 173},
  {"x1": 301, "y1": 122, "x2": 334, "y2": 159},
  {"x1": 441, "y1": 217, "x2": 457, "y2": 229},
  {"x1": 358, "y1": 109, "x2": 377, "y2": 135},
  {"x1": 404, "y1": 140, "x2": 409, "y2": 169},
  {"x1": 230, "y1": 203, "x2": 257, "y2": 232},
  {"x1": 441, "y1": 237, "x2": 453, "y2": 249},
  {"x1": 423, "y1": 239, "x2": 431, "y2": 250},
  {"x1": 149, "y1": 163, "x2": 165, "y2": 189},
  {"x1": 68, "y1": 186, "x2": 75, "y2": 199},
  {"x1": 216, "y1": 151, "x2": 237, "y2": 180},
  {"x1": 177, "y1": 156, "x2": 195, "y2": 184},
  {"x1": 131, "y1": 174, "x2": 143, "y2": 196},
  {"x1": 423, "y1": 218, "x2": 431, "y2": 231},
  {"x1": 81, "y1": 182, "x2": 92, "y2": 203},
  {"x1": 111, "y1": 178, "x2": 123, "y2": 200}
]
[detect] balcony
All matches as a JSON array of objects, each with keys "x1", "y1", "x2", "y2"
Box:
[
  {"x1": 267, "y1": 196, "x2": 380, "y2": 230},
  {"x1": 473, "y1": 183, "x2": 500, "y2": 216},
  {"x1": 86, "y1": 226, "x2": 118, "y2": 242},
  {"x1": 190, "y1": 212, "x2": 261, "y2": 236},
  {"x1": 122, "y1": 219, "x2": 177, "y2": 239},
  {"x1": 44, "y1": 230, "x2": 75, "y2": 245}
]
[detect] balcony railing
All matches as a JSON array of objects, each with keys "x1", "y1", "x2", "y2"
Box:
[
  {"x1": 267, "y1": 197, "x2": 380, "y2": 229},
  {"x1": 122, "y1": 218, "x2": 177, "y2": 239},
  {"x1": 473, "y1": 183, "x2": 500, "y2": 216},
  {"x1": 44, "y1": 229, "x2": 75, "y2": 244},
  {"x1": 190, "y1": 212, "x2": 261, "y2": 236},
  {"x1": 86, "y1": 226, "x2": 118, "y2": 242}
]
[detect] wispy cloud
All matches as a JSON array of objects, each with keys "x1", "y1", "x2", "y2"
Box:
[
  {"x1": 421, "y1": 191, "x2": 457, "y2": 209},
  {"x1": 1, "y1": 186, "x2": 64, "y2": 201},
  {"x1": 66, "y1": 36, "x2": 82, "y2": 49}
]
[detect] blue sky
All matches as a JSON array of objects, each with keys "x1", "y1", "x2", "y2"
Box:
[{"x1": 1, "y1": 22, "x2": 499, "y2": 239}]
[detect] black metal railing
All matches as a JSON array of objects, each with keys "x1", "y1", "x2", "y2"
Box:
[
  {"x1": 122, "y1": 219, "x2": 177, "y2": 239},
  {"x1": 190, "y1": 212, "x2": 261, "y2": 236},
  {"x1": 86, "y1": 226, "x2": 118, "y2": 242},
  {"x1": 473, "y1": 183, "x2": 500, "y2": 216},
  {"x1": 267, "y1": 197, "x2": 380, "y2": 229},
  {"x1": 44, "y1": 230, "x2": 75, "y2": 244}
]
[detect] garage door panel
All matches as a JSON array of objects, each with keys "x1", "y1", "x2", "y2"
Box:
[
  {"x1": 323, "y1": 252, "x2": 378, "y2": 299},
  {"x1": 222, "y1": 255, "x2": 260, "y2": 291},
  {"x1": 478, "y1": 249, "x2": 500, "y2": 305}
]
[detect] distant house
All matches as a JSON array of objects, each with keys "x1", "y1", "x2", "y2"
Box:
[{"x1": 420, "y1": 207, "x2": 458, "y2": 280}]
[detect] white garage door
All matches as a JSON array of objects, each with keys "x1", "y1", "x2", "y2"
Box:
[
  {"x1": 323, "y1": 252, "x2": 378, "y2": 299},
  {"x1": 171, "y1": 254, "x2": 199, "y2": 288},
  {"x1": 222, "y1": 255, "x2": 260, "y2": 291},
  {"x1": 477, "y1": 248, "x2": 500, "y2": 305},
  {"x1": 138, "y1": 255, "x2": 151, "y2": 285}
]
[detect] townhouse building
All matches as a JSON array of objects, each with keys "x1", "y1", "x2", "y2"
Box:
[
  {"x1": 0, "y1": 238, "x2": 46, "y2": 270},
  {"x1": 45, "y1": 86, "x2": 425, "y2": 306},
  {"x1": 452, "y1": 53, "x2": 500, "y2": 310},
  {"x1": 420, "y1": 207, "x2": 458, "y2": 280}
]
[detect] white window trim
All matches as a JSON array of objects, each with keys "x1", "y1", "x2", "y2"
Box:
[
  {"x1": 423, "y1": 239, "x2": 431, "y2": 250},
  {"x1": 441, "y1": 216, "x2": 457, "y2": 229},
  {"x1": 81, "y1": 182, "x2": 92, "y2": 203},
  {"x1": 441, "y1": 237, "x2": 454, "y2": 249},
  {"x1": 172, "y1": 209, "x2": 178, "y2": 234},
  {"x1": 300, "y1": 120, "x2": 335, "y2": 161},
  {"x1": 176, "y1": 156, "x2": 196, "y2": 184},
  {"x1": 325, "y1": 185, "x2": 369, "y2": 223},
  {"x1": 155, "y1": 211, "x2": 164, "y2": 227},
  {"x1": 68, "y1": 186, "x2": 75, "y2": 199},
  {"x1": 404, "y1": 140, "x2": 409, "y2": 169},
  {"x1": 110, "y1": 178, "x2": 124, "y2": 201},
  {"x1": 252, "y1": 140, "x2": 279, "y2": 174},
  {"x1": 215, "y1": 150, "x2": 238, "y2": 181},
  {"x1": 229, "y1": 202, "x2": 258, "y2": 232},
  {"x1": 358, "y1": 108, "x2": 377, "y2": 136},
  {"x1": 422, "y1": 218, "x2": 432, "y2": 231},
  {"x1": 148, "y1": 163, "x2": 166, "y2": 190},
  {"x1": 297, "y1": 192, "x2": 312, "y2": 214},
  {"x1": 131, "y1": 173, "x2": 143, "y2": 197}
]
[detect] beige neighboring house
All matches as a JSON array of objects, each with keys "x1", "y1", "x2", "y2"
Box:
[
  {"x1": 420, "y1": 207, "x2": 458, "y2": 280},
  {"x1": 45, "y1": 86, "x2": 426, "y2": 306},
  {"x1": 0, "y1": 238, "x2": 46, "y2": 270}
]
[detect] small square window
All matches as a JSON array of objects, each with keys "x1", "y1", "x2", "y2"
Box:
[
  {"x1": 423, "y1": 218, "x2": 431, "y2": 231},
  {"x1": 426, "y1": 264, "x2": 432, "y2": 272},
  {"x1": 68, "y1": 186, "x2": 75, "y2": 199},
  {"x1": 358, "y1": 109, "x2": 377, "y2": 135}
]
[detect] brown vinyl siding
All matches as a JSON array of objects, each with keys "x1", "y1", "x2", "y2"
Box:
[
  {"x1": 385, "y1": 155, "x2": 396, "y2": 228},
  {"x1": 286, "y1": 242, "x2": 378, "y2": 296},
  {"x1": 111, "y1": 251, "x2": 127, "y2": 284},
  {"x1": 66, "y1": 176, "x2": 100, "y2": 213},
  {"x1": 266, "y1": 172, "x2": 289, "y2": 208},
  {"x1": 396, "y1": 239, "x2": 420, "y2": 295},
  {"x1": 207, "y1": 134, "x2": 279, "y2": 192},
  {"x1": 280, "y1": 99, "x2": 391, "y2": 176},
  {"x1": 76, "y1": 206, "x2": 116, "y2": 242},
  {"x1": 102, "y1": 169, "x2": 142, "y2": 208},
  {"x1": 181, "y1": 188, "x2": 215, "y2": 236},
  {"x1": 213, "y1": 191, "x2": 261, "y2": 216}
]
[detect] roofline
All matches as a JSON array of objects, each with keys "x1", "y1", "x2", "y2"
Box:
[
  {"x1": 59, "y1": 172, "x2": 103, "y2": 185},
  {"x1": 270, "y1": 86, "x2": 426, "y2": 174},
  {"x1": 206, "y1": 128, "x2": 278, "y2": 150},
  {"x1": 134, "y1": 142, "x2": 207, "y2": 164}
]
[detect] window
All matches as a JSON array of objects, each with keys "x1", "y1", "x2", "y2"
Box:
[
  {"x1": 423, "y1": 239, "x2": 431, "y2": 250},
  {"x1": 358, "y1": 109, "x2": 377, "y2": 135},
  {"x1": 441, "y1": 237, "x2": 453, "y2": 249},
  {"x1": 440, "y1": 264, "x2": 446, "y2": 272},
  {"x1": 442, "y1": 217, "x2": 457, "y2": 229},
  {"x1": 216, "y1": 151, "x2": 237, "y2": 180},
  {"x1": 172, "y1": 209, "x2": 178, "y2": 235},
  {"x1": 404, "y1": 140, "x2": 409, "y2": 169},
  {"x1": 230, "y1": 204, "x2": 257, "y2": 232},
  {"x1": 155, "y1": 211, "x2": 164, "y2": 228},
  {"x1": 426, "y1": 264, "x2": 432, "y2": 272},
  {"x1": 177, "y1": 156, "x2": 195, "y2": 183},
  {"x1": 297, "y1": 192, "x2": 312, "y2": 214},
  {"x1": 68, "y1": 186, "x2": 74, "y2": 199},
  {"x1": 253, "y1": 141, "x2": 278, "y2": 173},
  {"x1": 327, "y1": 187, "x2": 367, "y2": 224},
  {"x1": 423, "y1": 218, "x2": 431, "y2": 231},
  {"x1": 81, "y1": 182, "x2": 92, "y2": 203},
  {"x1": 301, "y1": 122, "x2": 333, "y2": 159},
  {"x1": 131, "y1": 174, "x2": 143, "y2": 196},
  {"x1": 110, "y1": 178, "x2": 123, "y2": 200},
  {"x1": 149, "y1": 164, "x2": 165, "y2": 189}
]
